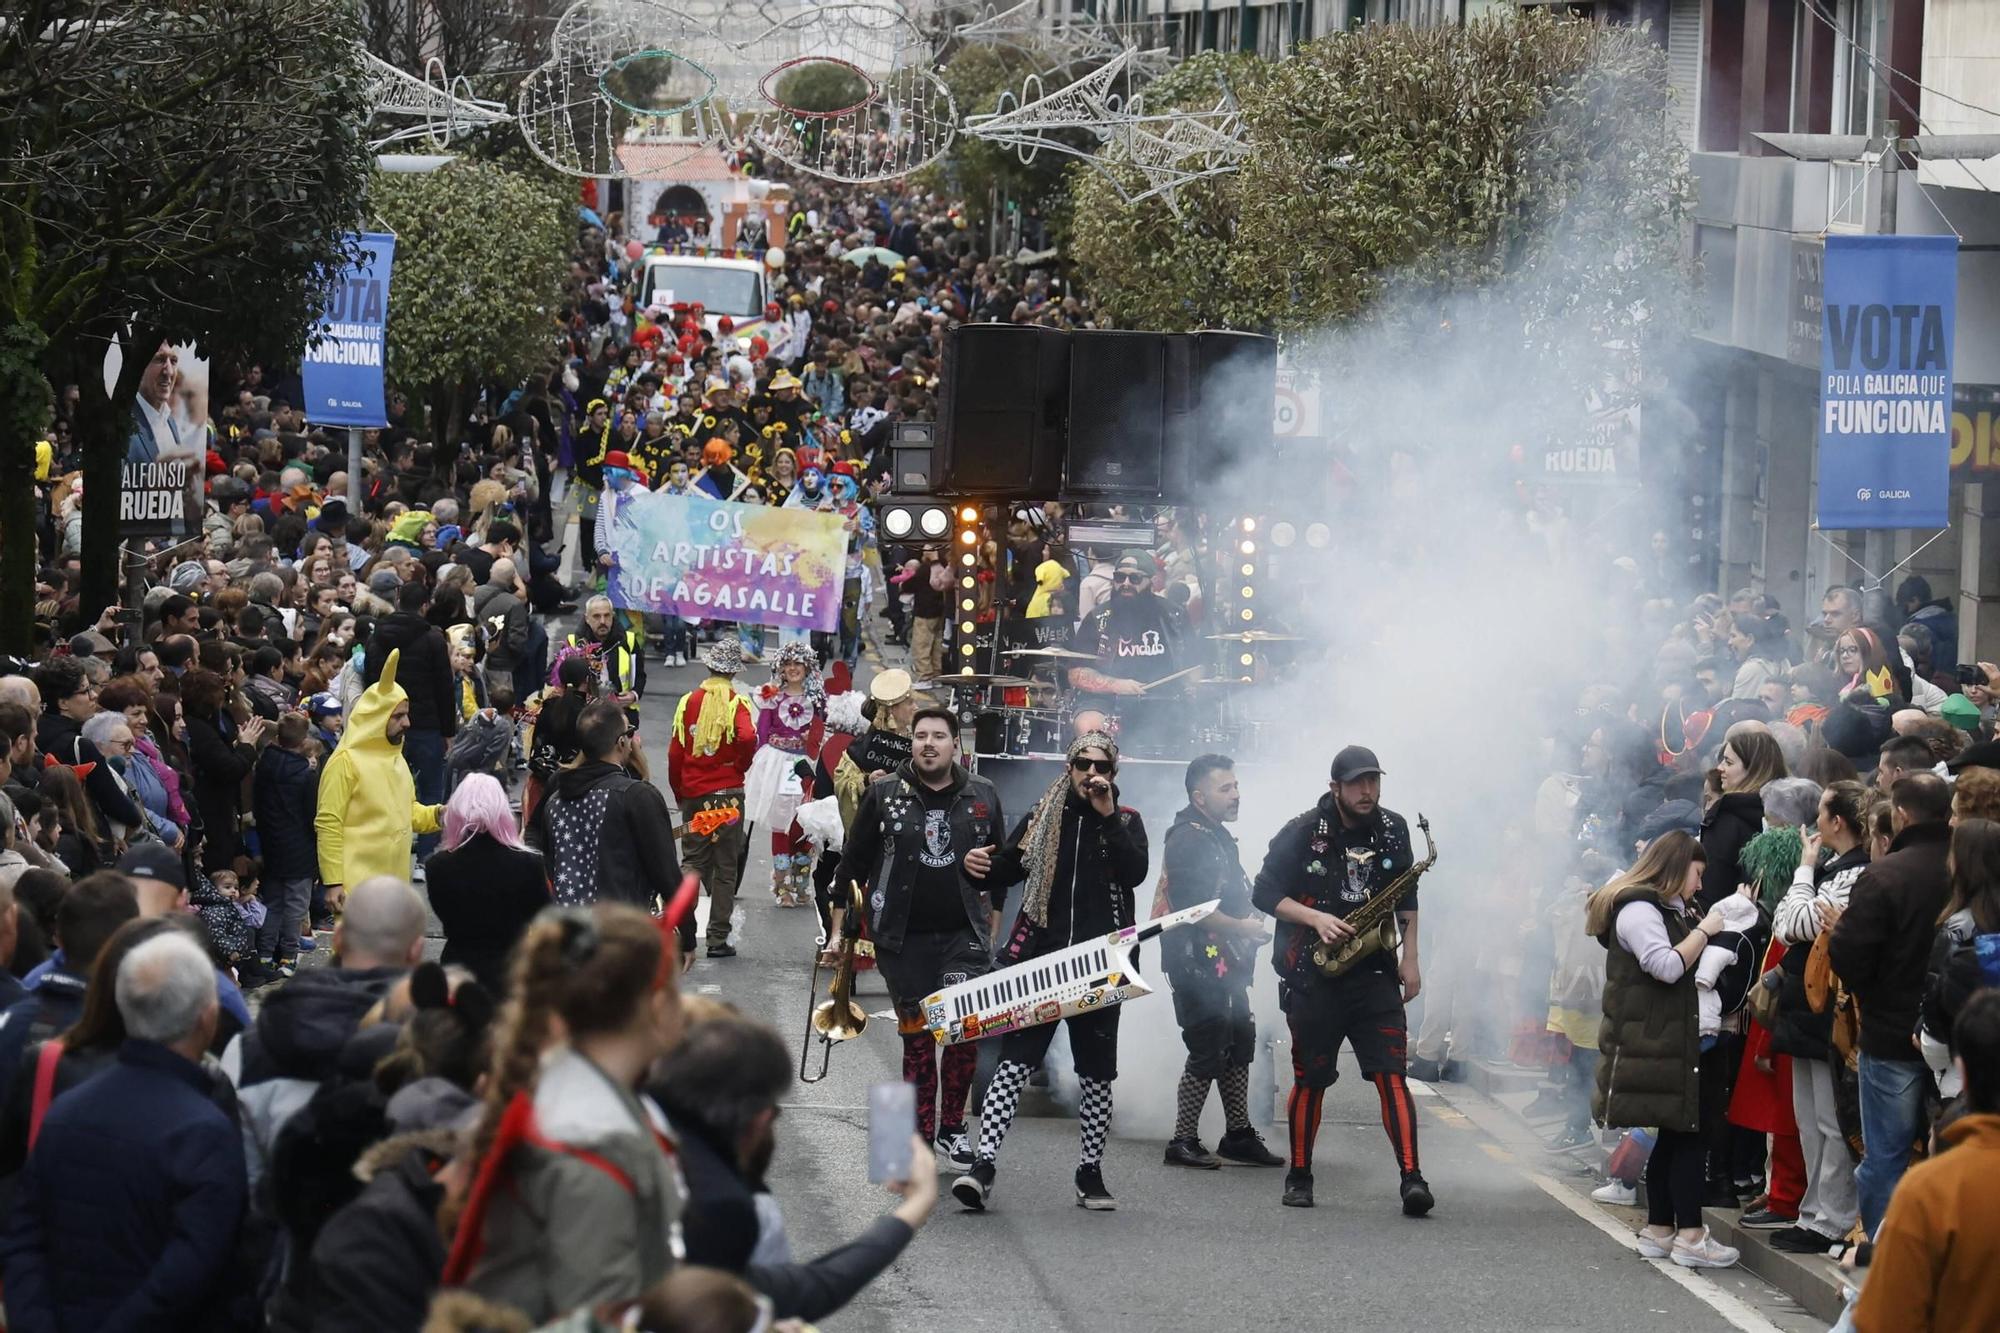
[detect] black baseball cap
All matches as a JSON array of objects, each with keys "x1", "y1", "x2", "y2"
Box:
[
  {"x1": 114, "y1": 846, "x2": 187, "y2": 891},
  {"x1": 1948, "y1": 739, "x2": 2000, "y2": 774},
  {"x1": 1331, "y1": 745, "x2": 1385, "y2": 782}
]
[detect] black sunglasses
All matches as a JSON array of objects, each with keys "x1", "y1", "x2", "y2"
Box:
[
  {"x1": 1112, "y1": 572, "x2": 1147, "y2": 585},
  {"x1": 1070, "y1": 756, "x2": 1114, "y2": 774}
]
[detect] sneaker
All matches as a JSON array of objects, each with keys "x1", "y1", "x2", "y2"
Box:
[
  {"x1": 1281, "y1": 1168, "x2": 1314, "y2": 1208},
  {"x1": 297, "y1": 935, "x2": 320, "y2": 953},
  {"x1": 706, "y1": 943, "x2": 737, "y2": 959},
  {"x1": 274, "y1": 958, "x2": 298, "y2": 980},
  {"x1": 1739, "y1": 1206, "x2": 1799, "y2": 1229},
  {"x1": 1215, "y1": 1126, "x2": 1285, "y2": 1166},
  {"x1": 1591, "y1": 1179, "x2": 1638, "y2": 1206},
  {"x1": 1400, "y1": 1170, "x2": 1435, "y2": 1218},
  {"x1": 1636, "y1": 1227, "x2": 1675, "y2": 1259},
  {"x1": 1074, "y1": 1163, "x2": 1116, "y2": 1211},
  {"x1": 411, "y1": 864, "x2": 426, "y2": 885},
  {"x1": 1548, "y1": 1124, "x2": 1593, "y2": 1151},
  {"x1": 934, "y1": 1129, "x2": 975, "y2": 1174},
  {"x1": 1671, "y1": 1229, "x2": 1741, "y2": 1269},
  {"x1": 1438, "y1": 1059, "x2": 1465, "y2": 1082},
  {"x1": 1407, "y1": 1055, "x2": 1443, "y2": 1082},
  {"x1": 1163, "y1": 1137, "x2": 1221, "y2": 1170},
  {"x1": 1771, "y1": 1225, "x2": 1838, "y2": 1255},
  {"x1": 952, "y1": 1161, "x2": 994, "y2": 1211},
  {"x1": 236, "y1": 959, "x2": 272, "y2": 989}
]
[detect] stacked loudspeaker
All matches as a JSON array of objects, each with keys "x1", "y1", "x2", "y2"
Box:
[{"x1": 936, "y1": 325, "x2": 1277, "y2": 502}]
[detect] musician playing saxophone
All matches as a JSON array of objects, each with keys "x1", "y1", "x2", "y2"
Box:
[
  {"x1": 1251, "y1": 745, "x2": 1433, "y2": 1217},
  {"x1": 954, "y1": 730, "x2": 1150, "y2": 1214},
  {"x1": 841, "y1": 706, "x2": 1005, "y2": 1175}
]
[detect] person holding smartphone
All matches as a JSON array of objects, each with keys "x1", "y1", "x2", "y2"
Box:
[{"x1": 956, "y1": 730, "x2": 1150, "y2": 1213}]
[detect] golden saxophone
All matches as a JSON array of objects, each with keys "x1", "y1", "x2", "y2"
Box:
[{"x1": 1309, "y1": 816, "x2": 1436, "y2": 979}]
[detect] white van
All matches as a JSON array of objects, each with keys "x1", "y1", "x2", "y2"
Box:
[{"x1": 637, "y1": 254, "x2": 771, "y2": 339}]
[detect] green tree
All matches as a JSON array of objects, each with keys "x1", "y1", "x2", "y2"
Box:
[
  {"x1": 1071, "y1": 13, "x2": 1694, "y2": 432},
  {"x1": 774, "y1": 61, "x2": 873, "y2": 116},
  {"x1": 371, "y1": 159, "x2": 571, "y2": 448},
  {"x1": 1067, "y1": 51, "x2": 1270, "y2": 332},
  {"x1": 916, "y1": 44, "x2": 1075, "y2": 225},
  {"x1": 0, "y1": 0, "x2": 373, "y2": 631}
]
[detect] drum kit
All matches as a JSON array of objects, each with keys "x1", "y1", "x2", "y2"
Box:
[{"x1": 914, "y1": 633, "x2": 1306, "y2": 760}]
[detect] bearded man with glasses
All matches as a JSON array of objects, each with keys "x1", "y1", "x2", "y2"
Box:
[{"x1": 1065, "y1": 549, "x2": 1189, "y2": 753}]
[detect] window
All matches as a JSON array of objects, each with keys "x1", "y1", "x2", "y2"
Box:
[{"x1": 1831, "y1": 0, "x2": 1889, "y2": 137}]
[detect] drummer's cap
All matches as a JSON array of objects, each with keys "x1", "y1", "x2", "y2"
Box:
[
  {"x1": 1331, "y1": 745, "x2": 1385, "y2": 782},
  {"x1": 869, "y1": 668, "x2": 913, "y2": 705}
]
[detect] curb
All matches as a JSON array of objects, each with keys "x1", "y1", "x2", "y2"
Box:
[{"x1": 1701, "y1": 1205, "x2": 1850, "y2": 1324}]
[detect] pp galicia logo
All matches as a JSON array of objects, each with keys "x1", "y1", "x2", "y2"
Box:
[{"x1": 1856, "y1": 488, "x2": 1873, "y2": 501}]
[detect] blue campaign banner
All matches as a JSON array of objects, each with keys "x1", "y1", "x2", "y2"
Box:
[
  {"x1": 1815, "y1": 234, "x2": 1956, "y2": 530},
  {"x1": 301, "y1": 232, "x2": 395, "y2": 428}
]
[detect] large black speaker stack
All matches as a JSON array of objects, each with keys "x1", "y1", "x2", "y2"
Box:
[{"x1": 936, "y1": 326, "x2": 1276, "y2": 502}]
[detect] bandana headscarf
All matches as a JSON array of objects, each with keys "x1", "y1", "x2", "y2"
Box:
[{"x1": 1019, "y1": 731, "x2": 1119, "y2": 928}]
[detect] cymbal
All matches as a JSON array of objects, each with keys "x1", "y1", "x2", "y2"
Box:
[
  {"x1": 1205, "y1": 630, "x2": 1304, "y2": 643},
  {"x1": 917, "y1": 674, "x2": 1034, "y2": 688},
  {"x1": 1192, "y1": 676, "x2": 1260, "y2": 688},
  {"x1": 1001, "y1": 646, "x2": 1096, "y2": 660}
]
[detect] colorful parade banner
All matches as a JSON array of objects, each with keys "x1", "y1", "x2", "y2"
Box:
[
  {"x1": 302, "y1": 232, "x2": 395, "y2": 428},
  {"x1": 1815, "y1": 234, "x2": 1956, "y2": 530},
  {"x1": 603, "y1": 488, "x2": 848, "y2": 632}
]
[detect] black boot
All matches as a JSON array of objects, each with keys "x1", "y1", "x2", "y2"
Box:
[
  {"x1": 1401, "y1": 1170, "x2": 1435, "y2": 1217},
  {"x1": 1163, "y1": 1137, "x2": 1222, "y2": 1169},
  {"x1": 1074, "y1": 1163, "x2": 1116, "y2": 1210},
  {"x1": 1281, "y1": 1168, "x2": 1315, "y2": 1208},
  {"x1": 1216, "y1": 1126, "x2": 1285, "y2": 1166}
]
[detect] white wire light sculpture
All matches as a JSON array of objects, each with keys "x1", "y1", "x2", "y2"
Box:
[
  {"x1": 360, "y1": 50, "x2": 513, "y2": 149},
  {"x1": 514, "y1": 0, "x2": 956, "y2": 182}
]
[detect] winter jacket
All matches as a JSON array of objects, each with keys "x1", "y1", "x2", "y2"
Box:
[
  {"x1": 1698, "y1": 790, "x2": 1766, "y2": 909},
  {"x1": 841, "y1": 762, "x2": 1006, "y2": 953},
  {"x1": 1769, "y1": 845, "x2": 1869, "y2": 1060},
  {"x1": 471, "y1": 583, "x2": 530, "y2": 672},
  {"x1": 0, "y1": 1039, "x2": 248, "y2": 1333},
  {"x1": 1251, "y1": 795, "x2": 1417, "y2": 985},
  {"x1": 424, "y1": 834, "x2": 551, "y2": 992},
  {"x1": 1903, "y1": 600, "x2": 1959, "y2": 673},
  {"x1": 527, "y1": 762, "x2": 687, "y2": 939},
  {"x1": 364, "y1": 612, "x2": 458, "y2": 736},
  {"x1": 183, "y1": 711, "x2": 254, "y2": 870},
  {"x1": 302, "y1": 1131, "x2": 454, "y2": 1333},
  {"x1": 462, "y1": 1051, "x2": 685, "y2": 1322},
  {"x1": 993, "y1": 787, "x2": 1149, "y2": 959},
  {"x1": 35, "y1": 708, "x2": 143, "y2": 832},
  {"x1": 1593, "y1": 886, "x2": 1701, "y2": 1132},
  {"x1": 253, "y1": 745, "x2": 320, "y2": 880},
  {"x1": 314, "y1": 649, "x2": 441, "y2": 888},
  {"x1": 1828, "y1": 820, "x2": 1953, "y2": 1062},
  {"x1": 664, "y1": 1111, "x2": 914, "y2": 1323},
  {"x1": 223, "y1": 963, "x2": 407, "y2": 1202},
  {"x1": 666, "y1": 684, "x2": 757, "y2": 802},
  {"x1": 1850, "y1": 1114, "x2": 2000, "y2": 1333},
  {"x1": 244, "y1": 671, "x2": 294, "y2": 722}
]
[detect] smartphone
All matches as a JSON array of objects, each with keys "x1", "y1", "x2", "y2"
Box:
[{"x1": 867, "y1": 1081, "x2": 916, "y2": 1183}]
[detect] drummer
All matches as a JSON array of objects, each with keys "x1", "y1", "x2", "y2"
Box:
[{"x1": 1066, "y1": 549, "x2": 1189, "y2": 749}]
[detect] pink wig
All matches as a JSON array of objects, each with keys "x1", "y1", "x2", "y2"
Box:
[{"x1": 442, "y1": 773, "x2": 527, "y2": 852}]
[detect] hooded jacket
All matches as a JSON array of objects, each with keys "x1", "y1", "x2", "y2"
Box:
[
  {"x1": 252, "y1": 744, "x2": 319, "y2": 881},
  {"x1": 364, "y1": 611, "x2": 457, "y2": 736},
  {"x1": 301, "y1": 1130, "x2": 455, "y2": 1333},
  {"x1": 1698, "y1": 789, "x2": 1766, "y2": 909},
  {"x1": 526, "y1": 762, "x2": 688, "y2": 946},
  {"x1": 313, "y1": 649, "x2": 441, "y2": 888}
]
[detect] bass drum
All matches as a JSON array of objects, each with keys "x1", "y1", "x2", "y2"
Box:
[{"x1": 1003, "y1": 709, "x2": 1065, "y2": 756}]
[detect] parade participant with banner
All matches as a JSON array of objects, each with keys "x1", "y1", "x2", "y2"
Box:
[
  {"x1": 1252, "y1": 746, "x2": 1433, "y2": 1217},
  {"x1": 957, "y1": 730, "x2": 1150, "y2": 1214},
  {"x1": 668, "y1": 640, "x2": 758, "y2": 959},
  {"x1": 838, "y1": 707, "x2": 1004, "y2": 1174}
]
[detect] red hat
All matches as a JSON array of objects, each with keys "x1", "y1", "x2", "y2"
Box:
[
  {"x1": 602, "y1": 450, "x2": 650, "y2": 485},
  {"x1": 717, "y1": 316, "x2": 735, "y2": 334},
  {"x1": 830, "y1": 460, "x2": 857, "y2": 477},
  {"x1": 765, "y1": 301, "x2": 781, "y2": 317}
]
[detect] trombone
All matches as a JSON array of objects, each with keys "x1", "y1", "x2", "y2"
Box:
[{"x1": 799, "y1": 881, "x2": 870, "y2": 1083}]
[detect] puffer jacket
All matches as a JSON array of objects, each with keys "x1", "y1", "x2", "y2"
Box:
[
  {"x1": 1594, "y1": 886, "x2": 1701, "y2": 1132},
  {"x1": 1698, "y1": 790, "x2": 1765, "y2": 909}
]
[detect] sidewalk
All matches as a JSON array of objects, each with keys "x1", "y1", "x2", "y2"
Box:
[{"x1": 1444, "y1": 1057, "x2": 1849, "y2": 1325}]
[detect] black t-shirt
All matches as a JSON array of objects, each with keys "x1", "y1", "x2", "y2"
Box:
[
  {"x1": 904, "y1": 781, "x2": 966, "y2": 933},
  {"x1": 1071, "y1": 593, "x2": 1182, "y2": 685},
  {"x1": 911, "y1": 561, "x2": 946, "y2": 619}
]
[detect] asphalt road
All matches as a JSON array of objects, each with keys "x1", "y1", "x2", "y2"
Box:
[{"x1": 632, "y1": 653, "x2": 1826, "y2": 1333}]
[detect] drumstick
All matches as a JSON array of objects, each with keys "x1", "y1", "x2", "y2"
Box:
[{"x1": 1134, "y1": 664, "x2": 1204, "y2": 695}]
